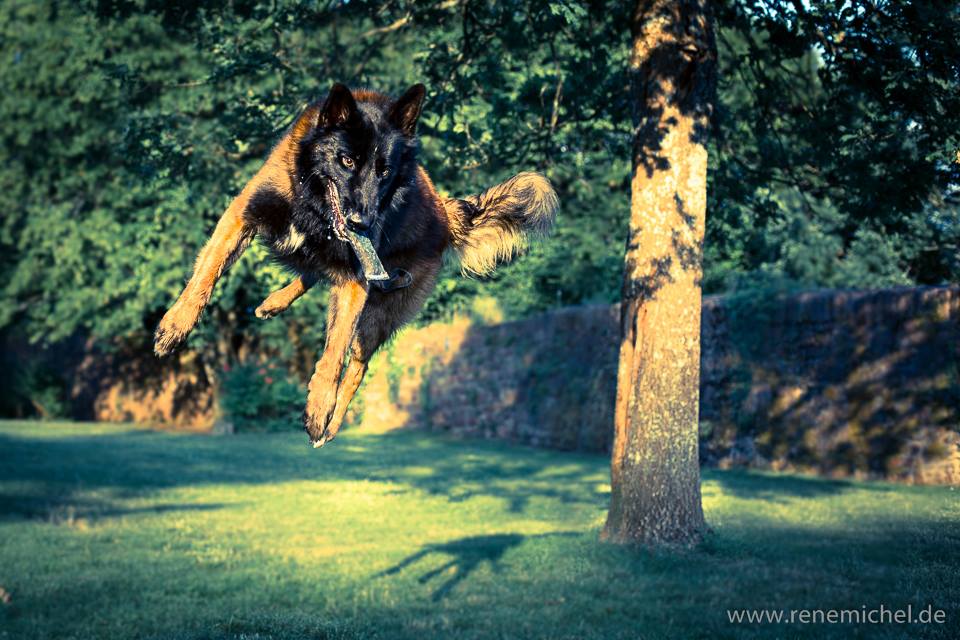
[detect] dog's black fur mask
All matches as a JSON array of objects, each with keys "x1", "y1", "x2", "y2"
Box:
[
  {"x1": 242, "y1": 83, "x2": 431, "y2": 281},
  {"x1": 293, "y1": 83, "x2": 424, "y2": 253}
]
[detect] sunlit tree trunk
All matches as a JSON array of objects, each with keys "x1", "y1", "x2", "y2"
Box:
[{"x1": 602, "y1": 0, "x2": 716, "y2": 546}]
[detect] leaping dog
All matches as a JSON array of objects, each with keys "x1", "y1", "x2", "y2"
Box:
[{"x1": 154, "y1": 83, "x2": 558, "y2": 448}]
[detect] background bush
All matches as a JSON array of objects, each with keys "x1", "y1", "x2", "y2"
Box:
[
  {"x1": 218, "y1": 360, "x2": 304, "y2": 432},
  {"x1": 1, "y1": 0, "x2": 957, "y2": 417}
]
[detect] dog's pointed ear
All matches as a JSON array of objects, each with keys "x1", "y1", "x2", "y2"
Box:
[
  {"x1": 388, "y1": 84, "x2": 426, "y2": 136},
  {"x1": 319, "y1": 83, "x2": 359, "y2": 128}
]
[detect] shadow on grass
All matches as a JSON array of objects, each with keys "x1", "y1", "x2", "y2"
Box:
[
  {"x1": 0, "y1": 423, "x2": 879, "y2": 521},
  {"x1": 377, "y1": 533, "x2": 525, "y2": 601},
  {"x1": 702, "y1": 468, "x2": 881, "y2": 504},
  {"x1": 0, "y1": 492, "x2": 230, "y2": 524},
  {"x1": 376, "y1": 532, "x2": 579, "y2": 601},
  {"x1": 0, "y1": 427, "x2": 611, "y2": 515}
]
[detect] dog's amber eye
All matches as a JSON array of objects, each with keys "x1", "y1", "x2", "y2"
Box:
[
  {"x1": 380, "y1": 167, "x2": 390, "y2": 178},
  {"x1": 340, "y1": 155, "x2": 355, "y2": 170}
]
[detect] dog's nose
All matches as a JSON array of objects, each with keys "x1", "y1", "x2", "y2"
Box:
[{"x1": 346, "y1": 213, "x2": 370, "y2": 232}]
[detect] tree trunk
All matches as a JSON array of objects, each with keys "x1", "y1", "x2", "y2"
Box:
[{"x1": 602, "y1": 0, "x2": 716, "y2": 546}]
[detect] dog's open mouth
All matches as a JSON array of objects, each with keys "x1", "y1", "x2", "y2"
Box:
[{"x1": 326, "y1": 180, "x2": 348, "y2": 241}]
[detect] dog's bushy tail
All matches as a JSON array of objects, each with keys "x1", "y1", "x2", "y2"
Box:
[{"x1": 443, "y1": 172, "x2": 558, "y2": 277}]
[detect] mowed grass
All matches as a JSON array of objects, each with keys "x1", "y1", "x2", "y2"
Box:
[{"x1": 0, "y1": 421, "x2": 958, "y2": 640}]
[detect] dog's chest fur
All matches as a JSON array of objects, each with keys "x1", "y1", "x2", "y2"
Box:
[{"x1": 243, "y1": 184, "x2": 356, "y2": 279}]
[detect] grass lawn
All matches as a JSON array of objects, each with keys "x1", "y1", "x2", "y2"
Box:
[{"x1": 0, "y1": 420, "x2": 958, "y2": 639}]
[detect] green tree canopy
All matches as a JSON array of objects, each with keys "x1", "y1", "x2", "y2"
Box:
[{"x1": 1, "y1": 0, "x2": 956, "y2": 356}]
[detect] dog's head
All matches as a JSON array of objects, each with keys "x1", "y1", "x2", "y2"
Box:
[{"x1": 297, "y1": 83, "x2": 426, "y2": 244}]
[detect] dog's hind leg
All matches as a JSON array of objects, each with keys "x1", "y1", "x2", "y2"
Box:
[
  {"x1": 313, "y1": 260, "x2": 442, "y2": 447},
  {"x1": 313, "y1": 311, "x2": 389, "y2": 446},
  {"x1": 304, "y1": 279, "x2": 368, "y2": 446},
  {"x1": 320, "y1": 354, "x2": 368, "y2": 445},
  {"x1": 255, "y1": 274, "x2": 318, "y2": 319}
]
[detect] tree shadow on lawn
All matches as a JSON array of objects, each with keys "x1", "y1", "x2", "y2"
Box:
[
  {"x1": 702, "y1": 468, "x2": 892, "y2": 504},
  {"x1": 0, "y1": 423, "x2": 872, "y2": 520},
  {"x1": 0, "y1": 426, "x2": 612, "y2": 516},
  {"x1": 0, "y1": 491, "x2": 230, "y2": 525}
]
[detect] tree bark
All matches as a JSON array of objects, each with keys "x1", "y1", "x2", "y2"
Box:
[{"x1": 602, "y1": 0, "x2": 716, "y2": 546}]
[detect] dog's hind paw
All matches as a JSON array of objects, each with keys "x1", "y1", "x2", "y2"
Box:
[
  {"x1": 303, "y1": 412, "x2": 326, "y2": 449},
  {"x1": 303, "y1": 405, "x2": 339, "y2": 450}
]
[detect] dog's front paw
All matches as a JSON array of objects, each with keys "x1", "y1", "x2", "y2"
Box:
[
  {"x1": 154, "y1": 305, "x2": 195, "y2": 357},
  {"x1": 254, "y1": 301, "x2": 282, "y2": 320}
]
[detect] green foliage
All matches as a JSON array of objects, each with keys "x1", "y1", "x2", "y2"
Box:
[
  {"x1": 0, "y1": 0, "x2": 957, "y2": 367},
  {"x1": 709, "y1": 1, "x2": 960, "y2": 291},
  {"x1": 0, "y1": 0, "x2": 633, "y2": 358},
  {"x1": 8, "y1": 359, "x2": 68, "y2": 419},
  {"x1": 218, "y1": 359, "x2": 304, "y2": 432},
  {"x1": 383, "y1": 340, "x2": 403, "y2": 405}
]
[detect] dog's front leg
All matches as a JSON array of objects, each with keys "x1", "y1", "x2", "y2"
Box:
[
  {"x1": 154, "y1": 200, "x2": 255, "y2": 357},
  {"x1": 255, "y1": 274, "x2": 318, "y2": 319},
  {"x1": 304, "y1": 279, "x2": 368, "y2": 447},
  {"x1": 153, "y1": 104, "x2": 321, "y2": 357}
]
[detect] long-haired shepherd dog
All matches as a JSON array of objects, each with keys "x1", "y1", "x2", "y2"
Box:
[{"x1": 154, "y1": 83, "x2": 558, "y2": 448}]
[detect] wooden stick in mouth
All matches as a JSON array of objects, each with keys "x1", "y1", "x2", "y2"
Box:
[
  {"x1": 345, "y1": 229, "x2": 390, "y2": 282},
  {"x1": 329, "y1": 181, "x2": 410, "y2": 289}
]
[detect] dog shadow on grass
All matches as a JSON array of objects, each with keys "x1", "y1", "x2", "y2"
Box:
[{"x1": 375, "y1": 531, "x2": 578, "y2": 601}]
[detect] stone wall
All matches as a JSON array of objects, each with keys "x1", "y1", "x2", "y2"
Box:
[
  {"x1": 352, "y1": 287, "x2": 959, "y2": 484},
  {"x1": 61, "y1": 286, "x2": 960, "y2": 484}
]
